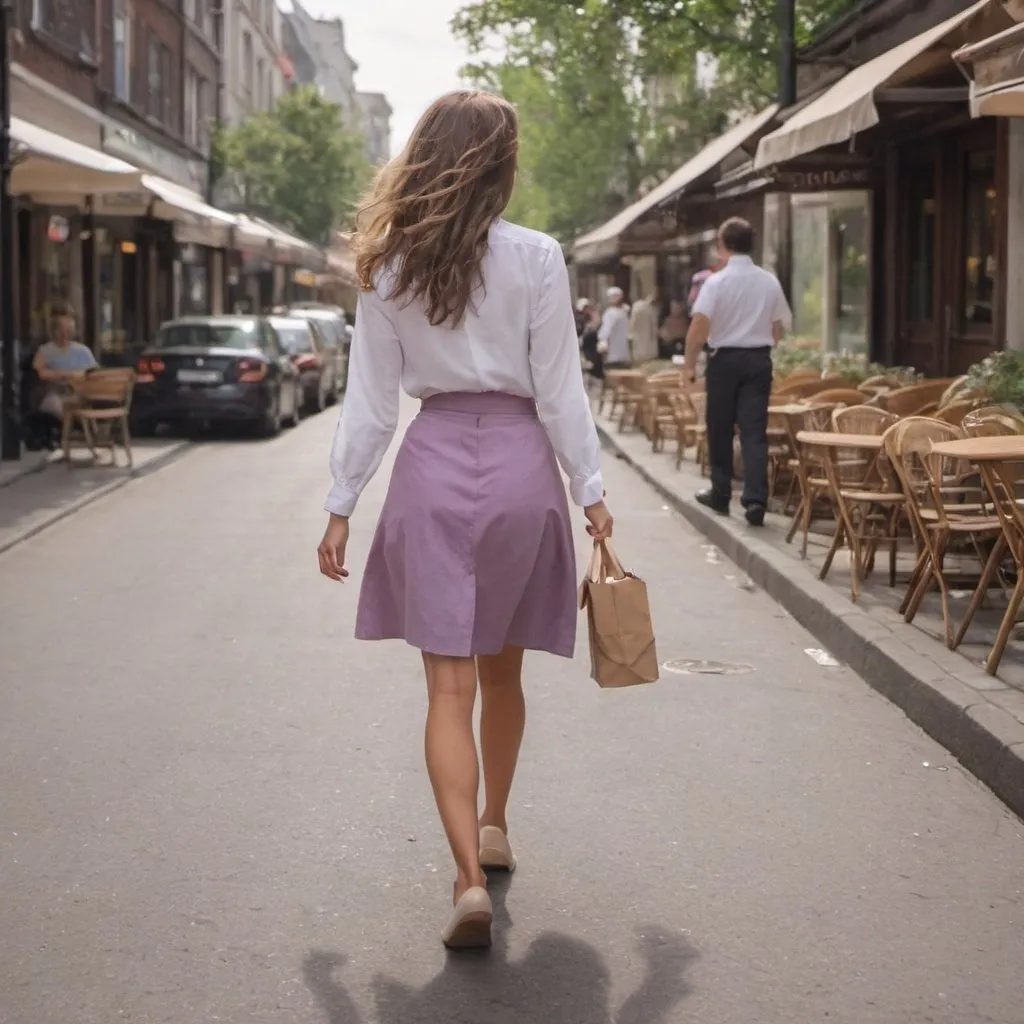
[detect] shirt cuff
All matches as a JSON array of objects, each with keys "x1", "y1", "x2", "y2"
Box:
[
  {"x1": 570, "y1": 471, "x2": 605, "y2": 508},
  {"x1": 324, "y1": 481, "x2": 359, "y2": 518}
]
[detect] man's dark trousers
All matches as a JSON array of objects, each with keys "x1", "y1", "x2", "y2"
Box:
[{"x1": 704, "y1": 346, "x2": 773, "y2": 509}]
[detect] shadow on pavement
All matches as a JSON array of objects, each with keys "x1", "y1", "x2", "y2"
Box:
[{"x1": 303, "y1": 878, "x2": 698, "y2": 1024}]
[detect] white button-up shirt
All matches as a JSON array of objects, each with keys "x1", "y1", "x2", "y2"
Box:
[
  {"x1": 325, "y1": 219, "x2": 604, "y2": 518},
  {"x1": 692, "y1": 255, "x2": 792, "y2": 349}
]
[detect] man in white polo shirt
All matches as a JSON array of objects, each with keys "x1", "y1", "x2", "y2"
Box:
[
  {"x1": 683, "y1": 217, "x2": 792, "y2": 527},
  {"x1": 598, "y1": 287, "x2": 631, "y2": 368}
]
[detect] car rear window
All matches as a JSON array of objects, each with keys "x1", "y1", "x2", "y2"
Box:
[
  {"x1": 275, "y1": 325, "x2": 315, "y2": 355},
  {"x1": 155, "y1": 322, "x2": 259, "y2": 349}
]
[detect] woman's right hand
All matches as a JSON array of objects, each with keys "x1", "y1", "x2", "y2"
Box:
[
  {"x1": 317, "y1": 514, "x2": 351, "y2": 582},
  {"x1": 584, "y1": 500, "x2": 613, "y2": 541}
]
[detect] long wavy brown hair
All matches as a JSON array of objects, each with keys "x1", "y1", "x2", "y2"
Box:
[{"x1": 353, "y1": 90, "x2": 519, "y2": 326}]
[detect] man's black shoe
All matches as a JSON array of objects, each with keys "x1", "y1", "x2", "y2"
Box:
[
  {"x1": 745, "y1": 503, "x2": 766, "y2": 527},
  {"x1": 696, "y1": 489, "x2": 729, "y2": 516}
]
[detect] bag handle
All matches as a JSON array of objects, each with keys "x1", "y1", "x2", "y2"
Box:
[{"x1": 589, "y1": 540, "x2": 627, "y2": 583}]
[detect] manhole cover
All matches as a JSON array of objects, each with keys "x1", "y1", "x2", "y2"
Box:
[{"x1": 662, "y1": 659, "x2": 754, "y2": 676}]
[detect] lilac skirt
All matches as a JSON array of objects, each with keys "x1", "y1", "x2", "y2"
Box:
[{"x1": 356, "y1": 392, "x2": 577, "y2": 658}]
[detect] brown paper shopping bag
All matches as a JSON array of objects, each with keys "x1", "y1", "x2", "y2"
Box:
[{"x1": 579, "y1": 540, "x2": 659, "y2": 688}]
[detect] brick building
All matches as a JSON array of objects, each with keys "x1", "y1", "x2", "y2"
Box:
[{"x1": 5, "y1": 0, "x2": 234, "y2": 360}]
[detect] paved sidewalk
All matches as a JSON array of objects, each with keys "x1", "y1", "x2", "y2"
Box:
[
  {"x1": 0, "y1": 439, "x2": 191, "y2": 554},
  {"x1": 596, "y1": 411, "x2": 1024, "y2": 820}
]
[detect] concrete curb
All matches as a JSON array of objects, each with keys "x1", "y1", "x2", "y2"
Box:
[
  {"x1": 0, "y1": 441, "x2": 193, "y2": 556},
  {"x1": 0, "y1": 454, "x2": 50, "y2": 489},
  {"x1": 597, "y1": 422, "x2": 1024, "y2": 821}
]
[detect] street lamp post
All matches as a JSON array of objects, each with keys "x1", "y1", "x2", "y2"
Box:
[
  {"x1": 778, "y1": 0, "x2": 797, "y2": 109},
  {"x1": 0, "y1": 0, "x2": 17, "y2": 461},
  {"x1": 775, "y1": 0, "x2": 797, "y2": 303}
]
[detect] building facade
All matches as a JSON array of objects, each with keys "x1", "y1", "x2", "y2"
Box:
[
  {"x1": 223, "y1": 0, "x2": 285, "y2": 124},
  {"x1": 357, "y1": 92, "x2": 393, "y2": 164},
  {"x1": 283, "y1": 3, "x2": 393, "y2": 163}
]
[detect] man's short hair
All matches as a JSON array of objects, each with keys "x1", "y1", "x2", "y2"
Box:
[{"x1": 719, "y1": 217, "x2": 755, "y2": 256}]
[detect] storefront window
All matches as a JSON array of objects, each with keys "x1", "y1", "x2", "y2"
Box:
[
  {"x1": 791, "y1": 194, "x2": 828, "y2": 345},
  {"x1": 962, "y1": 150, "x2": 996, "y2": 328},
  {"x1": 906, "y1": 167, "x2": 935, "y2": 324},
  {"x1": 181, "y1": 246, "x2": 210, "y2": 315},
  {"x1": 41, "y1": 218, "x2": 72, "y2": 304},
  {"x1": 789, "y1": 191, "x2": 871, "y2": 355},
  {"x1": 831, "y1": 195, "x2": 870, "y2": 355}
]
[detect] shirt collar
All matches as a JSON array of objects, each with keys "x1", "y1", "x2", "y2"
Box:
[{"x1": 727, "y1": 255, "x2": 753, "y2": 267}]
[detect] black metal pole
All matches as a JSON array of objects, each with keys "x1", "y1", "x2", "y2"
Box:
[
  {"x1": 0, "y1": 0, "x2": 17, "y2": 460},
  {"x1": 775, "y1": 0, "x2": 796, "y2": 303},
  {"x1": 778, "y1": 0, "x2": 797, "y2": 109}
]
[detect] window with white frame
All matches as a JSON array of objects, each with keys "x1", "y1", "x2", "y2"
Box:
[
  {"x1": 256, "y1": 58, "x2": 265, "y2": 111},
  {"x1": 148, "y1": 38, "x2": 171, "y2": 125},
  {"x1": 242, "y1": 31, "x2": 254, "y2": 104},
  {"x1": 184, "y1": 65, "x2": 198, "y2": 147},
  {"x1": 32, "y1": 0, "x2": 96, "y2": 60},
  {"x1": 113, "y1": 0, "x2": 131, "y2": 102},
  {"x1": 197, "y1": 77, "x2": 210, "y2": 150}
]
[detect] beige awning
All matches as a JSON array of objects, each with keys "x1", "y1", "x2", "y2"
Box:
[
  {"x1": 142, "y1": 175, "x2": 235, "y2": 225},
  {"x1": 954, "y1": 21, "x2": 1024, "y2": 117},
  {"x1": 755, "y1": 0, "x2": 995, "y2": 169},
  {"x1": 573, "y1": 104, "x2": 779, "y2": 264},
  {"x1": 10, "y1": 117, "x2": 141, "y2": 196},
  {"x1": 234, "y1": 214, "x2": 277, "y2": 250}
]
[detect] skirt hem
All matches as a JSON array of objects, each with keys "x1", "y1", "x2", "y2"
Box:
[{"x1": 355, "y1": 631, "x2": 576, "y2": 660}]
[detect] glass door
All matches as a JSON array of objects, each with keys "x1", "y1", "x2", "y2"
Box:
[{"x1": 897, "y1": 154, "x2": 940, "y2": 375}]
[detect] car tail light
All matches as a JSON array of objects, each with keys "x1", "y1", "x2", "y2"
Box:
[
  {"x1": 136, "y1": 356, "x2": 165, "y2": 383},
  {"x1": 236, "y1": 358, "x2": 267, "y2": 383}
]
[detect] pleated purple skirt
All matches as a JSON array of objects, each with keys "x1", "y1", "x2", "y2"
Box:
[{"x1": 355, "y1": 391, "x2": 578, "y2": 658}]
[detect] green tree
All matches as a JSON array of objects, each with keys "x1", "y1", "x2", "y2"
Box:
[
  {"x1": 215, "y1": 86, "x2": 370, "y2": 243},
  {"x1": 451, "y1": 0, "x2": 857, "y2": 242}
]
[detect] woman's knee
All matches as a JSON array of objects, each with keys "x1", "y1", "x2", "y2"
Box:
[
  {"x1": 423, "y1": 654, "x2": 477, "y2": 704},
  {"x1": 478, "y1": 646, "x2": 524, "y2": 689}
]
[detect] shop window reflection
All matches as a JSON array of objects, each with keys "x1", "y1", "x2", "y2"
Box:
[
  {"x1": 906, "y1": 176, "x2": 935, "y2": 324},
  {"x1": 962, "y1": 150, "x2": 996, "y2": 328}
]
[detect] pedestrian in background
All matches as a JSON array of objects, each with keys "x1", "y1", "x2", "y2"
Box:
[
  {"x1": 597, "y1": 286, "x2": 631, "y2": 369},
  {"x1": 576, "y1": 297, "x2": 604, "y2": 383},
  {"x1": 317, "y1": 90, "x2": 612, "y2": 951},
  {"x1": 628, "y1": 289, "x2": 660, "y2": 366},
  {"x1": 683, "y1": 217, "x2": 791, "y2": 527},
  {"x1": 658, "y1": 298, "x2": 689, "y2": 359}
]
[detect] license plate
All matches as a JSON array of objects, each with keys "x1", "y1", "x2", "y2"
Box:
[{"x1": 178, "y1": 369, "x2": 222, "y2": 385}]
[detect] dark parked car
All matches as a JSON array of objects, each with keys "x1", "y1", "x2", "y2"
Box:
[
  {"x1": 133, "y1": 316, "x2": 302, "y2": 437},
  {"x1": 269, "y1": 315, "x2": 338, "y2": 413},
  {"x1": 287, "y1": 306, "x2": 350, "y2": 393}
]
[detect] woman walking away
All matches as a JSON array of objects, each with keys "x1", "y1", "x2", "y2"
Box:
[{"x1": 317, "y1": 91, "x2": 613, "y2": 950}]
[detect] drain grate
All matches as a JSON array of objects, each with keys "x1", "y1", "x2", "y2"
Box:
[{"x1": 662, "y1": 659, "x2": 754, "y2": 676}]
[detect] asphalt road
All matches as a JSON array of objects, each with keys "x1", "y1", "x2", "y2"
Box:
[{"x1": 1, "y1": 401, "x2": 1022, "y2": 1024}]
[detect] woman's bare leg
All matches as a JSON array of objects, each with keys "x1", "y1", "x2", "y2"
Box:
[
  {"x1": 477, "y1": 645, "x2": 526, "y2": 835},
  {"x1": 422, "y1": 653, "x2": 487, "y2": 901}
]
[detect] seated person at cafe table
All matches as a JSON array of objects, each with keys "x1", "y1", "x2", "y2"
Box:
[
  {"x1": 29, "y1": 303, "x2": 97, "y2": 444},
  {"x1": 683, "y1": 217, "x2": 792, "y2": 527}
]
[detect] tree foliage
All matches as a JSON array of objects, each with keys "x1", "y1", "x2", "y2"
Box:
[
  {"x1": 451, "y1": 0, "x2": 857, "y2": 242},
  {"x1": 215, "y1": 86, "x2": 370, "y2": 244}
]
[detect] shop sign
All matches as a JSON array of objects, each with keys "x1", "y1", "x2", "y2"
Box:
[
  {"x1": 776, "y1": 167, "x2": 873, "y2": 191},
  {"x1": 102, "y1": 125, "x2": 205, "y2": 192},
  {"x1": 97, "y1": 190, "x2": 150, "y2": 213},
  {"x1": 47, "y1": 215, "x2": 70, "y2": 243},
  {"x1": 293, "y1": 269, "x2": 318, "y2": 287}
]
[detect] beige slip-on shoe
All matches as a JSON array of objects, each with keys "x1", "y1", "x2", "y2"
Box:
[
  {"x1": 442, "y1": 886, "x2": 493, "y2": 949},
  {"x1": 479, "y1": 825, "x2": 517, "y2": 872}
]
